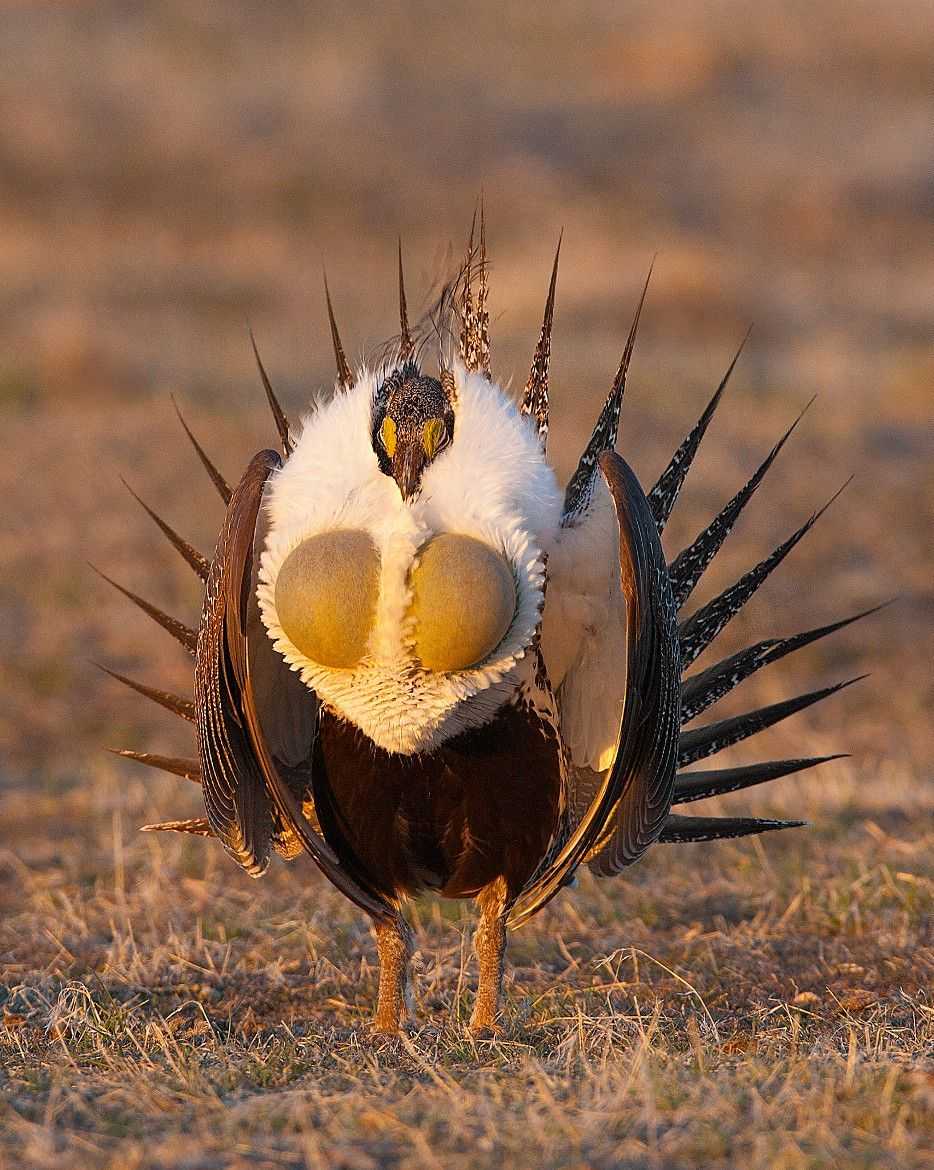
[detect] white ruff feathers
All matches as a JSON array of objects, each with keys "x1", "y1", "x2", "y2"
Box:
[{"x1": 258, "y1": 365, "x2": 563, "y2": 755}]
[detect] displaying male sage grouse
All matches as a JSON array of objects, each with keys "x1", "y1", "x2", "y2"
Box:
[{"x1": 102, "y1": 216, "x2": 876, "y2": 1035}]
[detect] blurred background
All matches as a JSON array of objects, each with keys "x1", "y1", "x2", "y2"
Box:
[
  {"x1": 0, "y1": 7, "x2": 932, "y2": 1165},
  {"x1": 0, "y1": 1, "x2": 931, "y2": 809}
]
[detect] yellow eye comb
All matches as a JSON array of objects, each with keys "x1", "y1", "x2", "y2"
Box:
[
  {"x1": 422, "y1": 418, "x2": 446, "y2": 459},
  {"x1": 380, "y1": 416, "x2": 397, "y2": 457}
]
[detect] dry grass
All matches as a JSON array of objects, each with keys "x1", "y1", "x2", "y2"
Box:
[
  {"x1": 1, "y1": 767, "x2": 932, "y2": 1168},
  {"x1": 1, "y1": 2, "x2": 932, "y2": 1167}
]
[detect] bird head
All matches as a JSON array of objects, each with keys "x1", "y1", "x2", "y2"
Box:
[{"x1": 372, "y1": 363, "x2": 455, "y2": 500}]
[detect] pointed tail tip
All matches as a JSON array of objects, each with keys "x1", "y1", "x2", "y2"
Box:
[
  {"x1": 248, "y1": 327, "x2": 293, "y2": 455},
  {"x1": 626, "y1": 259, "x2": 654, "y2": 343},
  {"x1": 835, "y1": 598, "x2": 895, "y2": 628},
  {"x1": 140, "y1": 818, "x2": 213, "y2": 837},
  {"x1": 722, "y1": 326, "x2": 754, "y2": 379},
  {"x1": 88, "y1": 561, "x2": 116, "y2": 590},
  {"x1": 169, "y1": 395, "x2": 232, "y2": 503},
  {"x1": 93, "y1": 660, "x2": 126, "y2": 684},
  {"x1": 783, "y1": 395, "x2": 815, "y2": 443},
  {"x1": 397, "y1": 237, "x2": 415, "y2": 363},
  {"x1": 323, "y1": 270, "x2": 354, "y2": 390},
  {"x1": 659, "y1": 814, "x2": 809, "y2": 843},
  {"x1": 813, "y1": 476, "x2": 854, "y2": 521}
]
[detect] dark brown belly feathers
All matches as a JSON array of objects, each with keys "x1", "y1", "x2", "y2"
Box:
[{"x1": 312, "y1": 702, "x2": 562, "y2": 903}]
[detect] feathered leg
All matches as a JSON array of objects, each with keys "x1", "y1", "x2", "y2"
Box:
[
  {"x1": 372, "y1": 915, "x2": 414, "y2": 1035},
  {"x1": 469, "y1": 878, "x2": 508, "y2": 1036}
]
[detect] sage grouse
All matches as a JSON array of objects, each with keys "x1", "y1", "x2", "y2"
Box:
[{"x1": 102, "y1": 217, "x2": 875, "y2": 1035}]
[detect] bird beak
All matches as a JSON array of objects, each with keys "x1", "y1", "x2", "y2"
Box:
[{"x1": 392, "y1": 442, "x2": 427, "y2": 500}]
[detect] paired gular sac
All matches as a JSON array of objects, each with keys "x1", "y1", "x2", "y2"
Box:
[{"x1": 274, "y1": 529, "x2": 517, "y2": 674}]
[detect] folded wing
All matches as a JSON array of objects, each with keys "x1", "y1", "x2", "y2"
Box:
[
  {"x1": 510, "y1": 450, "x2": 681, "y2": 922},
  {"x1": 195, "y1": 448, "x2": 394, "y2": 918}
]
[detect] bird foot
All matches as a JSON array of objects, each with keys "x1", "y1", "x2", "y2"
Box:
[
  {"x1": 369, "y1": 1013, "x2": 416, "y2": 1041},
  {"x1": 467, "y1": 1019, "x2": 502, "y2": 1041},
  {"x1": 370, "y1": 1013, "x2": 404, "y2": 1036}
]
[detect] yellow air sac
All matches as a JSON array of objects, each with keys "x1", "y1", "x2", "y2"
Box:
[
  {"x1": 409, "y1": 534, "x2": 516, "y2": 672},
  {"x1": 275, "y1": 530, "x2": 379, "y2": 669}
]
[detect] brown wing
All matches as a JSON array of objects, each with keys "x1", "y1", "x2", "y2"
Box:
[
  {"x1": 195, "y1": 449, "x2": 394, "y2": 919},
  {"x1": 584, "y1": 450, "x2": 681, "y2": 874},
  {"x1": 508, "y1": 450, "x2": 680, "y2": 922},
  {"x1": 195, "y1": 451, "x2": 277, "y2": 875}
]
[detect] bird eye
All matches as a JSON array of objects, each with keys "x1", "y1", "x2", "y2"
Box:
[{"x1": 380, "y1": 416, "x2": 397, "y2": 457}]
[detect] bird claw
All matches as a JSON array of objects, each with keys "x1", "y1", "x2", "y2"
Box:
[
  {"x1": 367, "y1": 1024, "x2": 403, "y2": 1045},
  {"x1": 368, "y1": 1014, "x2": 416, "y2": 1042},
  {"x1": 467, "y1": 1020, "x2": 502, "y2": 1041}
]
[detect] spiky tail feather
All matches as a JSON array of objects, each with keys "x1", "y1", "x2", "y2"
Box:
[
  {"x1": 108, "y1": 748, "x2": 201, "y2": 783},
  {"x1": 672, "y1": 755, "x2": 847, "y2": 805},
  {"x1": 102, "y1": 365, "x2": 292, "y2": 802},
  {"x1": 658, "y1": 815, "x2": 806, "y2": 843},
  {"x1": 643, "y1": 356, "x2": 877, "y2": 846}
]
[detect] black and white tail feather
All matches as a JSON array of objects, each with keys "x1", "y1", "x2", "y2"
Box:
[{"x1": 100, "y1": 224, "x2": 876, "y2": 915}]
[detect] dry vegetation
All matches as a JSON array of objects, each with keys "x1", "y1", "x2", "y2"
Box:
[{"x1": 1, "y1": 2, "x2": 932, "y2": 1167}]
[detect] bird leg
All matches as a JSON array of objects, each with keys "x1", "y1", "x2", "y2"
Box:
[
  {"x1": 372, "y1": 915, "x2": 414, "y2": 1035},
  {"x1": 469, "y1": 878, "x2": 508, "y2": 1036}
]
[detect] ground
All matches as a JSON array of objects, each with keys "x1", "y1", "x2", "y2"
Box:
[{"x1": 0, "y1": 3, "x2": 931, "y2": 1168}]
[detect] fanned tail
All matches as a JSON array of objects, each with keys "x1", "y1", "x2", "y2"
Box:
[
  {"x1": 563, "y1": 263, "x2": 653, "y2": 521},
  {"x1": 249, "y1": 329, "x2": 293, "y2": 456},
  {"x1": 667, "y1": 400, "x2": 812, "y2": 609},
  {"x1": 141, "y1": 818, "x2": 213, "y2": 836},
  {"x1": 574, "y1": 331, "x2": 878, "y2": 858},
  {"x1": 678, "y1": 677, "x2": 866, "y2": 768},
  {"x1": 678, "y1": 481, "x2": 852, "y2": 670},
  {"x1": 680, "y1": 606, "x2": 884, "y2": 724},
  {"x1": 104, "y1": 368, "x2": 298, "y2": 822},
  {"x1": 519, "y1": 234, "x2": 562, "y2": 447}
]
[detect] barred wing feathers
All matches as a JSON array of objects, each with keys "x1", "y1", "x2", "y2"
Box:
[
  {"x1": 511, "y1": 451, "x2": 681, "y2": 922},
  {"x1": 583, "y1": 452, "x2": 681, "y2": 876},
  {"x1": 194, "y1": 449, "x2": 393, "y2": 919}
]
